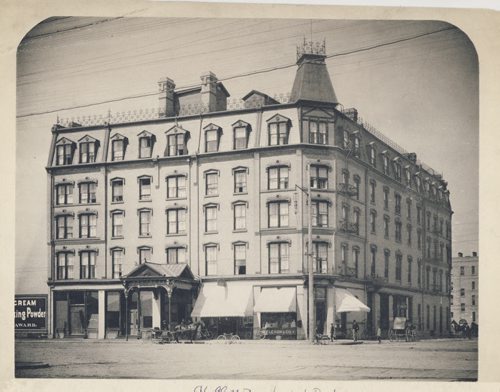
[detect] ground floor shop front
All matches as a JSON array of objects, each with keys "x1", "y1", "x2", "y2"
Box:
[{"x1": 48, "y1": 263, "x2": 453, "y2": 340}]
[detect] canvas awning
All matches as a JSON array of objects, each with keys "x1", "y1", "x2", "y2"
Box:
[
  {"x1": 335, "y1": 288, "x2": 370, "y2": 313},
  {"x1": 254, "y1": 287, "x2": 297, "y2": 313},
  {"x1": 191, "y1": 282, "x2": 253, "y2": 318}
]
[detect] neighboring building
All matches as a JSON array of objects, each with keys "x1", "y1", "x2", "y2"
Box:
[
  {"x1": 45, "y1": 40, "x2": 452, "y2": 340},
  {"x1": 450, "y1": 252, "x2": 478, "y2": 325}
]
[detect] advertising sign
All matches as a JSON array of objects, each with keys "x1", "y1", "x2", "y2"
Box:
[{"x1": 15, "y1": 295, "x2": 48, "y2": 332}]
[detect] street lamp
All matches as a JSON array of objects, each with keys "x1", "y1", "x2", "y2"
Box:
[
  {"x1": 165, "y1": 279, "x2": 176, "y2": 331},
  {"x1": 295, "y1": 162, "x2": 315, "y2": 343}
]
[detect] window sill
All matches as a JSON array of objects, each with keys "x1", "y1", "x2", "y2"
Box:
[
  {"x1": 139, "y1": 235, "x2": 152, "y2": 238},
  {"x1": 233, "y1": 192, "x2": 248, "y2": 196},
  {"x1": 204, "y1": 231, "x2": 218, "y2": 235},
  {"x1": 111, "y1": 201, "x2": 124, "y2": 205},
  {"x1": 165, "y1": 232, "x2": 187, "y2": 237},
  {"x1": 204, "y1": 194, "x2": 219, "y2": 198},
  {"x1": 233, "y1": 229, "x2": 248, "y2": 233},
  {"x1": 166, "y1": 197, "x2": 188, "y2": 201},
  {"x1": 111, "y1": 236, "x2": 124, "y2": 240},
  {"x1": 139, "y1": 199, "x2": 152, "y2": 203}
]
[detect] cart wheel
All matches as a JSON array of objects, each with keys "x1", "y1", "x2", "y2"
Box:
[{"x1": 231, "y1": 335, "x2": 240, "y2": 344}]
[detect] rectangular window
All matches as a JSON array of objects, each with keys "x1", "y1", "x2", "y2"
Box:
[
  {"x1": 167, "y1": 176, "x2": 187, "y2": 199},
  {"x1": 310, "y1": 165, "x2": 328, "y2": 189},
  {"x1": 205, "y1": 245, "x2": 217, "y2": 275},
  {"x1": 384, "y1": 252, "x2": 389, "y2": 278},
  {"x1": 417, "y1": 206, "x2": 422, "y2": 225},
  {"x1": 112, "y1": 212, "x2": 123, "y2": 237},
  {"x1": 56, "y1": 215, "x2": 73, "y2": 239},
  {"x1": 79, "y1": 214, "x2": 97, "y2": 238},
  {"x1": 417, "y1": 261, "x2": 422, "y2": 287},
  {"x1": 383, "y1": 188, "x2": 389, "y2": 210},
  {"x1": 269, "y1": 242, "x2": 289, "y2": 273},
  {"x1": 139, "y1": 177, "x2": 151, "y2": 200},
  {"x1": 57, "y1": 252, "x2": 74, "y2": 280},
  {"x1": 312, "y1": 242, "x2": 328, "y2": 273},
  {"x1": 370, "y1": 248, "x2": 376, "y2": 276},
  {"x1": 79, "y1": 182, "x2": 96, "y2": 204},
  {"x1": 370, "y1": 181, "x2": 376, "y2": 203},
  {"x1": 139, "y1": 210, "x2": 151, "y2": 236},
  {"x1": 111, "y1": 179, "x2": 124, "y2": 202},
  {"x1": 56, "y1": 183, "x2": 73, "y2": 205},
  {"x1": 383, "y1": 155, "x2": 389, "y2": 175},
  {"x1": 139, "y1": 137, "x2": 153, "y2": 158},
  {"x1": 460, "y1": 266, "x2": 465, "y2": 276},
  {"x1": 308, "y1": 120, "x2": 327, "y2": 144},
  {"x1": 471, "y1": 266, "x2": 475, "y2": 275},
  {"x1": 205, "y1": 206, "x2": 217, "y2": 232},
  {"x1": 112, "y1": 249, "x2": 123, "y2": 279},
  {"x1": 79, "y1": 142, "x2": 96, "y2": 163},
  {"x1": 234, "y1": 204, "x2": 246, "y2": 230},
  {"x1": 407, "y1": 226, "x2": 412, "y2": 246},
  {"x1": 460, "y1": 303, "x2": 465, "y2": 312},
  {"x1": 395, "y1": 254, "x2": 402, "y2": 281},
  {"x1": 268, "y1": 166, "x2": 289, "y2": 190},
  {"x1": 205, "y1": 172, "x2": 218, "y2": 196},
  {"x1": 472, "y1": 311, "x2": 476, "y2": 322},
  {"x1": 384, "y1": 217, "x2": 389, "y2": 239},
  {"x1": 407, "y1": 200, "x2": 412, "y2": 219},
  {"x1": 312, "y1": 200, "x2": 328, "y2": 228},
  {"x1": 80, "y1": 251, "x2": 96, "y2": 279},
  {"x1": 234, "y1": 127, "x2": 248, "y2": 150},
  {"x1": 395, "y1": 221, "x2": 402, "y2": 242},
  {"x1": 139, "y1": 248, "x2": 152, "y2": 264},
  {"x1": 395, "y1": 193, "x2": 401, "y2": 215},
  {"x1": 167, "y1": 208, "x2": 186, "y2": 234},
  {"x1": 472, "y1": 281, "x2": 475, "y2": 290},
  {"x1": 268, "y1": 122, "x2": 288, "y2": 145},
  {"x1": 167, "y1": 133, "x2": 186, "y2": 156},
  {"x1": 369, "y1": 146, "x2": 376, "y2": 166},
  {"x1": 417, "y1": 230, "x2": 422, "y2": 250},
  {"x1": 56, "y1": 144, "x2": 73, "y2": 165},
  {"x1": 166, "y1": 247, "x2": 186, "y2": 264},
  {"x1": 234, "y1": 170, "x2": 247, "y2": 193},
  {"x1": 112, "y1": 140, "x2": 124, "y2": 161},
  {"x1": 205, "y1": 130, "x2": 219, "y2": 152},
  {"x1": 268, "y1": 201, "x2": 289, "y2": 228},
  {"x1": 408, "y1": 257, "x2": 412, "y2": 284},
  {"x1": 352, "y1": 248, "x2": 359, "y2": 277},
  {"x1": 234, "y1": 244, "x2": 246, "y2": 275},
  {"x1": 370, "y1": 212, "x2": 376, "y2": 234}
]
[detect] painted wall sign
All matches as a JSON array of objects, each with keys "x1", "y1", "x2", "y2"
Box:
[{"x1": 15, "y1": 295, "x2": 48, "y2": 332}]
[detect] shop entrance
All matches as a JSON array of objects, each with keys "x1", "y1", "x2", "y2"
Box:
[
  {"x1": 380, "y1": 294, "x2": 390, "y2": 331},
  {"x1": 53, "y1": 291, "x2": 99, "y2": 338}
]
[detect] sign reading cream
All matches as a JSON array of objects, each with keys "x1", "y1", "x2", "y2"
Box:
[{"x1": 15, "y1": 295, "x2": 48, "y2": 332}]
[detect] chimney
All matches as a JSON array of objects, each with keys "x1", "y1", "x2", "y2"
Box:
[
  {"x1": 200, "y1": 71, "x2": 219, "y2": 112},
  {"x1": 472, "y1": 251, "x2": 477, "y2": 257},
  {"x1": 158, "y1": 77, "x2": 176, "y2": 117},
  {"x1": 458, "y1": 252, "x2": 463, "y2": 257}
]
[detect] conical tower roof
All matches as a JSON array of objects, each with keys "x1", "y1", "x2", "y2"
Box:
[{"x1": 290, "y1": 40, "x2": 338, "y2": 105}]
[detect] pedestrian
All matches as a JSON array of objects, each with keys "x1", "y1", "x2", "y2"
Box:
[
  {"x1": 376, "y1": 326, "x2": 382, "y2": 344},
  {"x1": 352, "y1": 320, "x2": 359, "y2": 342},
  {"x1": 330, "y1": 323, "x2": 336, "y2": 342}
]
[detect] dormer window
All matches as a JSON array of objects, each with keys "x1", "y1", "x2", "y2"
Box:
[
  {"x1": 166, "y1": 126, "x2": 189, "y2": 157},
  {"x1": 382, "y1": 153, "x2": 389, "y2": 175},
  {"x1": 393, "y1": 158, "x2": 402, "y2": 181},
  {"x1": 369, "y1": 144, "x2": 376, "y2": 167},
  {"x1": 342, "y1": 130, "x2": 350, "y2": 150},
  {"x1": 78, "y1": 135, "x2": 98, "y2": 163},
  {"x1": 55, "y1": 138, "x2": 75, "y2": 166},
  {"x1": 233, "y1": 120, "x2": 251, "y2": 150},
  {"x1": 204, "y1": 124, "x2": 222, "y2": 153},
  {"x1": 138, "y1": 131, "x2": 155, "y2": 158},
  {"x1": 267, "y1": 114, "x2": 291, "y2": 146},
  {"x1": 110, "y1": 134, "x2": 128, "y2": 161},
  {"x1": 353, "y1": 135, "x2": 360, "y2": 156}
]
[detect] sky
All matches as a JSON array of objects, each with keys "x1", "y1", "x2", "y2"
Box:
[{"x1": 15, "y1": 17, "x2": 478, "y2": 294}]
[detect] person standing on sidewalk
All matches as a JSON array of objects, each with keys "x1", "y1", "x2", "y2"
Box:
[
  {"x1": 376, "y1": 326, "x2": 382, "y2": 343},
  {"x1": 352, "y1": 320, "x2": 359, "y2": 342}
]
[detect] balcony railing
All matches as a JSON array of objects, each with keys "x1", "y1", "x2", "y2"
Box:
[
  {"x1": 337, "y1": 264, "x2": 358, "y2": 278},
  {"x1": 337, "y1": 183, "x2": 358, "y2": 197},
  {"x1": 339, "y1": 220, "x2": 359, "y2": 234}
]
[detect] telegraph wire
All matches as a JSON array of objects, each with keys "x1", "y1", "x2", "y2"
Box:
[{"x1": 16, "y1": 25, "x2": 457, "y2": 119}]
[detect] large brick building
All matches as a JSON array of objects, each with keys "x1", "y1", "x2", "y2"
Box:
[{"x1": 46, "y1": 41, "x2": 452, "y2": 340}]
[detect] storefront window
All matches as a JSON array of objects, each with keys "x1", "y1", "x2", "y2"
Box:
[
  {"x1": 261, "y1": 313, "x2": 297, "y2": 340},
  {"x1": 54, "y1": 291, "x2": 99, "y2": 338},
  {"x1": 106, "y1": 291, "x2": 124, "y2": 337}
]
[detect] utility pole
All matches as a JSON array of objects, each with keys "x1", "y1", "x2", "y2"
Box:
[{"x1": 296, "y1": 162, "x2": 315, "y2": 343}]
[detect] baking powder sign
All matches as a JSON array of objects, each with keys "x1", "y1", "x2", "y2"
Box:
[{"x1": 15, "y1": 295, "x2": 48, "y2": 331}]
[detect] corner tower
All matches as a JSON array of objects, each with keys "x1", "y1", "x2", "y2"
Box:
[{"x1": 290, "y1": 39, "x2": 338, "y2": 105}]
